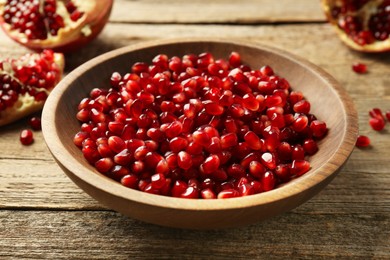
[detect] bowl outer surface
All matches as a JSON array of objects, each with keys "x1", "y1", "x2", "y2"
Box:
[{"x1": 42, "y1": 39, "x2": 358, "y2": 228}]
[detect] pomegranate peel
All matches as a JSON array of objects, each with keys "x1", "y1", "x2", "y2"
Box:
[
  {"x1": 0, "y1": 50, "x2": 64, "y2": 126},
  {"x1": 0, "y1": 0, "x2": 113, "y2": 52},
  {"x1": 321, "y1": 0, "x2": 390, "y2": 52}
]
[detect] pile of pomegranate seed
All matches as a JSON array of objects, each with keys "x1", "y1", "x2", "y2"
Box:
[
  {"x1": 2, "y1": 0, "x2": 84, "y2": 40},
  {"x1": 74, "y1": 52, "x2": 328, "y2": 199}
]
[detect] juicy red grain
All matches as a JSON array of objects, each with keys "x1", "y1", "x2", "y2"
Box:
[
  {"x1": 20, "y1": 129, "x2": 34, "y2": 145},
  {"x1": 74, "y1": 52, "x2": 326, "y2": 199},
  {"x1": 352, "y1": 62, "x2": 367, "y2": 74},
  {"x1": 356, "y1": 135, "x2": 371, "y2": 148},
  {"x1": 369, "y1": 117, "x2": 385, "y2": 131}
]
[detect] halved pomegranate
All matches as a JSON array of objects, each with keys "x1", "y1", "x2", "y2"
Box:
[
  {"x1": 0, "y1": 0, "x2": 113, "y2": 52},
  {"x1": 321, "y1": 0, "x2": 390, "y2": 52},
  {"x1": 0, "y1": 50, "x2": 64, "y2": 126}
]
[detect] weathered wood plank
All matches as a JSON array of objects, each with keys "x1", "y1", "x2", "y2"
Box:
[
  {"x1": 0, "y1": 210, "x2": 388, "y2": 259},
  {"x1": 110, "y1": 0, "x2": 326, "y2": 24}
]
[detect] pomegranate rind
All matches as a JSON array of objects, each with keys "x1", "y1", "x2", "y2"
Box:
[
  {"x1": 321, "y1": 0, "x2": 390, "y2": 53},
  {"x1": 0, "y1": 0, "x2": 113, "y2": 53},
  {"x1": 0, "y1": 53, "x2": 64, "y2": 127}
]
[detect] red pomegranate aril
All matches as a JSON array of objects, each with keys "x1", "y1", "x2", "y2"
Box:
[
  {"x1": 121, "y1": 174, "x2": 139, "y2": 189},
  {"x1": 201, "y1": 154, "x2": 220, "y2": 174},
  {"x1": 114, "y1": 149, "x2": 132, "y2": 166},
  {"x1": 369, "y1": 117, "x2": 385, "y2": 131},
  {"x1": 180, "y1": 186, "x2": 199, "y2": 199},
  {"x1": 275, "y1": 164, "x2": 291, "y2": 181},
  {"x1": 249, "y1": 160, "x2": 266, "y2": 179},
  {"x1": 169, "y1": 137, "x2": 188, "y2": 153},
  {"x1": 164, "y1": 120, "x2": 183, "y2": 138},
  {"x1": 292, "y1": 145, "x2": 305, "y2": 160},
  {"x1": 217, "y1": 189, "x2": 240, "y2": 199},
  {"x1": 95, "y1": 157, "x2": 114, "y2": 173},
  {"x1": 201, "y1": 188, "x2": 217, "y2": 199},
  {"x1": 369, "y1": 108, "x2": 385, "y2": 121},
  {"x1": 192, "y1": 129, "x2": 211, "y2": 146},
  {"x1": 352, "y1": 62, "x2": 367, "y2": 74},
  {"x1": 203, "y1": 101, "x2": 224, "y2": 116},
  {"x1": 356, "y1": 135, "x2": 371, "y2": 148},
  {"x1": 292, "y1": 115, "x2": 309, "y2": 132},
  {"x1": 108, "y1": 136, "x2": 126, "y2": 154},
  {"x1": 293, "y1": 100, "x2": 311, "y2": 114},
  {"x1": 290, "y1": 160, "x2": 310, "y2": 176},
  {"x1": 310, "y1": 120, "x2": 327, "y2": 138},
  {"x1": 82, "y1": 145, "x2": 100, "y2": 164},
  {"x1": 243, "y1": 131, "x2": 262, "y2": 150},
  {"x1": 303, "y1": 139, "x2": 319, "y2": 155},
  {"x1": 73, "y1": 131, "x2": 89, "y2": 147},
  {"x1": 262, "y1": 171, "x2": 276, "y2": 191},
  {"x1": 229, "y1": 52, "x2": 241, "y2": 68},
  {"x1": 260, "y1": 152, "x2": 276, "y2": 170},
  {"x1": 171, "y1": 180, "x2": 188, "y2": 197},
  {"x1": 97, "y1": 144, "x2": 114, "y2": 157},
  {"x1": 151, "y1": 173, "x2": 166, "y2": 190},
  {"x1": 238, "y1": 184, "x2": 254, "y2": 196},
  {"x1": 260, "y1": 65, "x2": 274, "y2": 76},
  {"x1": 29, "y1": 116, "x2": 42, "y2": 130},
  {"x1": 20, "y1": 129, "x2": 34, "y2": 145},
  {"x1": 177, "y1": 151, "x2": 193, "y2": 170},
  {"x1": 220, "y1": 133, "x2": 238, "y2": 149}
]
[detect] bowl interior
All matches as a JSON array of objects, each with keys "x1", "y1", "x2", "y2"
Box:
[{"x1": 43, "y1": 39, "x2": 357, "y2": 212}]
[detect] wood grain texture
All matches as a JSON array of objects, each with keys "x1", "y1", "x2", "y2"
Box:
[
  {"x1": 110, "y1": 0, "x2": 326, "y2": 24},
  {"x1": 0, "y1": 0, "x2": 389, "y2": 256},
  {"x1": 0, "y1": 210, "x2": 388, "y2": 259}
]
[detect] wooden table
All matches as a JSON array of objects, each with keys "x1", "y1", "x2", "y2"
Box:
[{"x1": 1, "y1": 0, "x2": 389, "y2": 258}]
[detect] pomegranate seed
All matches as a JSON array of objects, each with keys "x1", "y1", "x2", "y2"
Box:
[
  {"x1": 177, "y1": 151, "x2": 193, "y2": 170},
  {"x1": 220, "y1": 133, "x2": 238, "y2": 149},
  {"x1": 369, "y1": 118, "x2": 385, "y2": 131},
  {"x1": 108, "y1": 136, "x2": 126, "y2": 153},
  {"x1": 20, "y1": 129, "x2": 34, "y2": 145},
  {"x1": 356, "y1": 135, "x2": 370, "y2": 148},
  {"x1": 29, "y1": 116, "x2": 42, "y2": 130},
  {"x1": 121, "y1": 174, "x2": 139, "y2": 189},
  {"x1": 352, "y1": 62, "x2": 367, "y2": 74},
  {"x1": 262, "y1": 171, "x2": 276, "y2": 191},
  {"x1": 229, "y1": 52, "x2": 241, "y2": 68},
  {"x1": 151, "y1": 173, "x2": 166, "y2": 189},
  {"x1": 244, "y1": 131, "x2": 262, "y2": 150},
  {"x1": 172, "y1": 180, "x2": 188, "y2": 197},
  {"x1": 95, "y1": 157, "x2": 114, "y2": 173},
  {"x1": 217, "y1": 189, "x2": 240, "y2": 199},
  {"x1": 290, "y1": 160, "x2": 310, "y2": 176},
  {"x1": 249, "y1": 161, "x2": 266, "y2": 179},
  {"x1": 369, "y1": 108, "x2": 385, "y2": 121},
  {"x1": 293, "y1": 100, "x2": 311, "y2": 114},
  {"x1": 303, "y1": 139, "x2": 319, "y2": 155},
  {"x1": 201, "y1": 188, "x2": 217, "y2": 199},
  {"x1": 310, "y1": 120, "x2": 327, "y2": 138},
  {"x1": 386, "y1": 111, "x2": 390, "y2": 122},
  {"x1": 260, "y1": 152, "x2": 276, "y2": 170},
  {"x1": 180, "y1": 186, "x2": 199, "y2": 199},
  {"x1": 201, "y1": 154, "x2": 220, "y2": 174}
]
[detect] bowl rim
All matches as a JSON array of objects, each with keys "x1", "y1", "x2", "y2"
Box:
[{"x1": 42, "y1": 38, "x2": 358, "y2": 211}]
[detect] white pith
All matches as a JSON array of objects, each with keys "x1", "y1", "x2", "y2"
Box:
[{"x1": 0, "y1": 53, "x2": 64, "y2": 126}]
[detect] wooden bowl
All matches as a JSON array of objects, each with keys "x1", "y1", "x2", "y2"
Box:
[{"x1": 42, "y1": 39, "x2": 358, "y2": 229}]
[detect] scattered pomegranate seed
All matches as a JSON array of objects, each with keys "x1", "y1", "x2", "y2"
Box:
[
  {"x1": 352, "y1": 62, "x2": 367, "y2": 74},
  {"x1": 29, "y1": 116, "x2": 42, "y2": 130},
  {"x1": 74, "y1": 52, "x2": 327, "y2": 199},
  {"x1": 20, "y1": 129, "x2": 34, "y2": 145},
  {"x1": 356, "y1": 135, "x2": 371, "y2": 148},
  {"x1": 369, "y1": 117, "x2": 385, "y2": 131}
]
